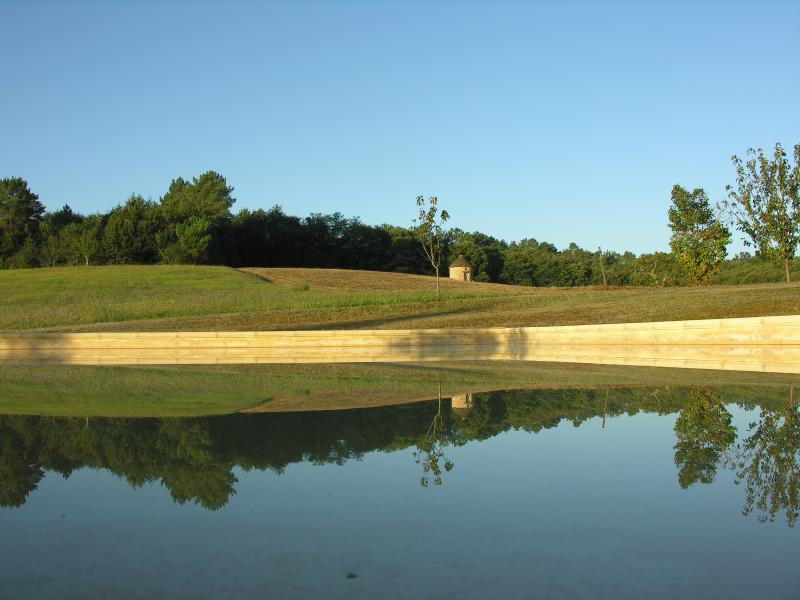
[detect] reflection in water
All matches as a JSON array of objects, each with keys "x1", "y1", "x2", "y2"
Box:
[
  {"x1": 1, "y1": 385, "x2": 799, "y2": 526},
  {"x1": 734, "y1": 387, "x2": 800, "y2": 527},
  {"x1": 673, "y1": 389, "x2": 737, "y2": 488},
  {"x1": 413, "y1": 389, "x2": 454, "y2": 487}
]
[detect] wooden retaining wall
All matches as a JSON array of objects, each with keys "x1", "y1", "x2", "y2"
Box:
[{"x1": 1, "y1": 315, "x2": 799, "y2": 374}]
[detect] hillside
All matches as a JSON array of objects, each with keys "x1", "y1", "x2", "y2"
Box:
[{"x1": 1, "y1": 265, "x2": 799, "y2": 332}]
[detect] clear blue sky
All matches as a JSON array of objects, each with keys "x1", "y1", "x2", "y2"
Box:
[{"x1": 2, "y1": 0, "x2": 798, "y2": 254}]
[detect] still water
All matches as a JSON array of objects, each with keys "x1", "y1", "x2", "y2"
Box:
[{"x1": 1, "y1": 386, "x2": 798, "y2": 599}]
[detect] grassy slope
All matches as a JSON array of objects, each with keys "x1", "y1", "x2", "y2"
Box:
[
  {"x1": 1, "y1": 265, "x2": 799, "y2": 332},
  {"x1": 1, "y1": 361, "x2": 797, "y2": 417}
]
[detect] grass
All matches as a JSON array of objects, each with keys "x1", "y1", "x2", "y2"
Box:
[
  {"x1": 1, "y1": 265, "x2": 800, "y2": 332},
  {"x1": 2, "y1": 266, "x2": 797, "y2": 418},
  {"x1": 0, "y1": 361, "x2": 797, "y2": 417}
]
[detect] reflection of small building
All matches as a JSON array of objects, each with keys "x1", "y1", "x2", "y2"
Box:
[
  {"x1": 450, "y1": 393, "x2": 475, "y2": 413},
  {"x1": 449, "y1": 255, "x2": 473, "y2": 282}
]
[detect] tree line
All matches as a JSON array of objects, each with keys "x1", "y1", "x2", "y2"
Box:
[{"x1": 1, "y1": 143, "x2": 797, "y2": 285}]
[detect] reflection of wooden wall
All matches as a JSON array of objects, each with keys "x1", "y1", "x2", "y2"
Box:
[{"x1": 1, "y1": 315, "x2": 799, "y2": 374}]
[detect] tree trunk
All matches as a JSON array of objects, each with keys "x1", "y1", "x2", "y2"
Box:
[
  {"x1": 85, "y1": 255, "x2": 89, "y2": 267},
  {"x1": 435, "y1": 269, "x2": 440, "y2": 299},
  {"x1": 785, "y1": 258, "x2": 791, "y2": 283},
  {"x1": 598, "y1": 247, "x2": 608, "y2": 287}
]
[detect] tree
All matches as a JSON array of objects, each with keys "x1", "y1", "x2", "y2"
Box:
[
  {"x1": 629, "y1": 252, "x2": 684, "y2": 287},
  {"x1": 160, "y1": 172, "x2": 235, "y2": 264},
  {"x1": 734, "y1": 386, "x2": 800, "y2": 526},
  {"x1": 451, "y1": 231, "x2": 507, "y2": 283},
  {"x1": 0, "y1": 177, "x2": 45, "y2": 262},
  {"x1": 668, "y1": 185, "x2": 731, "y2": 284},
  {"x1": 63, "y1": 216, "x2": 102, "y2": 266},
  {"x1": 161, "y1": 172, "x2": 235, "y2": 228},
  {"x1": 40, "y1": 231, "x2": 65, "y2": 267},
  {"x1": 174, "y1": 218, "x2": 212, "y2": 264},
  {"x1": 413, "y1": 390, "x2": 454, "y2": 487},
  {"x1": 724, "y1": 143, "x2": 800, "y2": 283},
  {"x1": 673, "y1": 389, "x2": 736, "y2": 488},
  {"x1": 413, "y1": 195, "x2": 450, "y2": 297},
  {"x1": 103, "y1": 195, "x2": 162, "y2": 264}
]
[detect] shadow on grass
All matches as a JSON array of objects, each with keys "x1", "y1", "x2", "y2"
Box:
[{"x1": 291, "y1": 305, "x2": 476, "y2": 330}]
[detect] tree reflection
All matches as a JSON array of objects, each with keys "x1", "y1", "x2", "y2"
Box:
[
  {"x1": 1, "y1": 385, "x2": 799, "y2": 519},
  {"x1": 413, "y1": 393, "x2": 454, "y2": 487},
  {"x1": 673, "y1": 389, "x2": 736, "y2": 488},
  {"x1": 734, "y1": 387, "x2": 800, "y2": 527}
]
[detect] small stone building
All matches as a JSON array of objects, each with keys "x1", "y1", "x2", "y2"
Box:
[
  {"x1": 450, "y1": 392, "x2": 476, "y2": 413},
  {"x1": 449, "y1": 255, "x2": 473, "y2": 282}
]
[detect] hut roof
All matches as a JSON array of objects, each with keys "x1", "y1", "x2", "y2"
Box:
[{"x1": 450, "y1": 255, "x2": 472, "y2": 268}]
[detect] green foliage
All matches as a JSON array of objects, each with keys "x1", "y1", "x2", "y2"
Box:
[
  {"x1": 1, "y1": 384, "x2": 795, "y2": 513},
  {"x1": 735, "y1": 389, "x2": 800, "y2": 526},
  {"x1": 724, "y1": 144, "x2": 800, "y2": 283},
  {"x1": 668, "y1": 185, "x2": 730, "y2": 284},
  {"x1": 11, "y1": 237, "x2": 40, "y2": 268},
  {"x1": 170, "y1": 218, "x2": 212, "y2": 264},
  {"x1": 628, "y1": 252, "x2": 684, "y2": 287},
  {"x1": 0, "y1": 177, "x2": 44, "y2": 263},
  {"x1": 450, "y1": 231, "x2": 506, "y2": 282},
  {"x1": 160, "y1": 172, "x2": 235, "y2": 228},
  {"x1": 673, "y1": 389, "x2": 736, "y2": 488},
  {"x1": 712, "y1": 254, "x2": 800, "y2": 285},
  {"x1": 413, "y1": 195, "x2": 450, "y2": 296},
  {"x1": 62, "y1": 216, "x2": 102, "y2": 266},
  {"x1": 103, "y1": 195, "x2": 162, "y2": 264},
  {"x1": 501, "y1": 239, "x2": 594, "y2": 286},
  {"x1": 3, "y1": 159, "x2": 799, "y2": 286}
]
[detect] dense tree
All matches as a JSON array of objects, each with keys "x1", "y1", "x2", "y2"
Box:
[
  {"x1": 160, "y1": 172, "x2": 235, "y2": 227},
  {"x1": 64, "y1": 216, "x2": 103, "y2": 266},
  {"x1": 0, "y1": 177, "x2": 45, "y2": 265},
  {"x1": 668, "y1": 185, "x2": 730, "y2": 284},
  {"x1": 159, "y1": 172, "x2": 235, "y2": 264},
  {"x1": 724, "y1": 143, "x2": 800, "y2": 283},
  {"x1": 450, "y1": 231, "x2": 506, "y2": 282},
  {"x1": 167, "y1": 218, "x2": 212, "y2": 264},
  {"x1": 382, "y1": 224, "x2": 429, "y2": 274},
  {"x1": 501, "y1": 239, "x2": 566, "y2": 286},
  {"x1": 628, "y1": 251, "x2": 684, "y2": 287},
  {"x1": 103, "y1": 195, "x2": 162, "y2": 264},
  {"x1": 4, "y1": 155, "x2": 797, "y2": 286}
]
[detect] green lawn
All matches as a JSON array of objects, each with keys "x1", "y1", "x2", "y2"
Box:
[
  {"x1": 1, "y1": 265, "x2": 799, "y2": 332},
  {"x1": 1, "y1": 361, "x2": 797, "y2": 417}
]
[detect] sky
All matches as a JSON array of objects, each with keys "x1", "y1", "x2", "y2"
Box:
[{"x1": 1, "y1": 0, "x2": 798, "y2": 254}]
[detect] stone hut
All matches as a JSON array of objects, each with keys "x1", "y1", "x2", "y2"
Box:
[
  {"x1": 449, "y1": 255, "x2": 473, "y2": 282},
  {"x1": 450, "y1": 393, "x2": 476, "y2": 413}
]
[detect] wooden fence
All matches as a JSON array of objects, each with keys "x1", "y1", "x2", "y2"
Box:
[{"x1": 1, "y1": 315, "x2": 799, "y2": 374}]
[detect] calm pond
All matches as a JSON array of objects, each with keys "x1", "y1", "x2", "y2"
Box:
[{"x1": 1, "y1": 385, "x2": 798, "y2": 598}]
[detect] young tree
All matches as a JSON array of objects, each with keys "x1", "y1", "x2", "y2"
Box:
[
  {"x1": 63, "y1": 216, "x2": 102, "y2": 266},
  {"x1": 724, "y1": 143, "x2": 800, "y2": 283},
  {"x1": 413, "y1": 195, "x2": 450, "y2": 298},
  {"x1": 668, "y1": 185, "x2": 731, "y2": 284}
]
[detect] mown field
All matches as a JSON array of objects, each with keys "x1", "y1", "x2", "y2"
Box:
[
  {"x1": 1, "y1": 265, "x2": 799, "y2": 332},
  {"x1": 1, "y1": 361, "x2": 797, "y2": 417}
]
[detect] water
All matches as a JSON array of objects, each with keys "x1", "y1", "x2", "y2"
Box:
[{"x1": 1, "y1": 386, "x2": 798, "y2": 599}]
